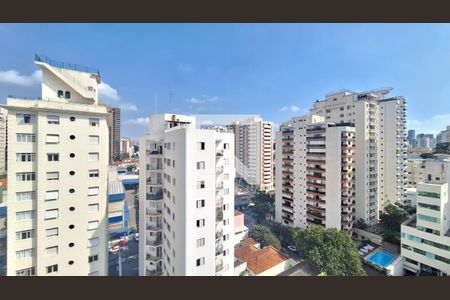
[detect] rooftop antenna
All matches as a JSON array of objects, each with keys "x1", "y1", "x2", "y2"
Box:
[{"x1": 154, "y1": 92, "x2": 157, "y2": 114}]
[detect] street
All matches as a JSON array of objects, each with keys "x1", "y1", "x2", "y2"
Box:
[{"x1": 108, "y1": 238, "x2": 139, "y2": 276}]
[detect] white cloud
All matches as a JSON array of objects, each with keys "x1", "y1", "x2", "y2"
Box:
[
  {"x1": 119, "y1": 103, "x2": 138, "y2": 111},
  {"x1": 185, "y1": 96, "x2": 219, "y2": 105},
  {"x1": 408, "y1": 114, "x2": 450, "y2": 135},
  {"x1": 125, "y1": 117, "x2": 149, "y2": 126},
  {"x1": 279, "y1": 105, "x2": 300, "y2": 112},
  {"x1": 0, "y1": 70, "x2": 41, "y2": 86},
  {"x1": 98, "y1": 82, "x2": 119, "y2": 101}
]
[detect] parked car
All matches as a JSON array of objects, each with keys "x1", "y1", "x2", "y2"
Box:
[
  {"x1": 134, "y1": 233, "x2": 139, "y2": 241},
  {"x1": 287, "y1": 245, "x2": 297, "y2": 252}
]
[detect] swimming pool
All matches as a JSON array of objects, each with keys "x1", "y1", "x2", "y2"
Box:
[{"x1": 366, "y1": 249, "x2": 396, "y2": 268}]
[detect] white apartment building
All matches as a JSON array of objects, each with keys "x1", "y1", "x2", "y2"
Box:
[
  {"x1": 275, "y1": 116, "x2": 355, "y2": 231},
  {"x1": 139, "y1": 114, "x2": 235, "y2": 276},
  {"x1": 229, "y1": 117, "x2": 274, "y2": 191},
  {"x1": 307, "y1": 88, "x2": 407, "y2": 225},
  {"x1": 0, "y1": 108, "x2": 7, "y2": 174},
  {"x1": 401, "y1": 182, "x2": 450, "y2": 276},
  {"x1": 406, "y1": 159, "x2": 425, "y2": 188},
  {"x1": 438, "y1": 126, "x2": 450, "y2": 144},
  {"x1": 2, "y1": 55, "x2": 109, "y2": 276}
]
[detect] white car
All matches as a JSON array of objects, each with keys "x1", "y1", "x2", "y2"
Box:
[
  {"x1": 287, "y1": 245, "x2": 297, "y2": 252},
  {"x1": 134, "y1": 233, "x2": 139, "y2": 241}
]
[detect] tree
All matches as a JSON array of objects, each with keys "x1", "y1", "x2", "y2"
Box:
[
  {"x1": 379, "y1": 203, "x2": 408, "y2": 245},
  {"x1": 434, "y1": 142, "x2": 450, "y2": 154},
  {"x1": 293, "y1": 226, "x2": 366, "y2": 276},
  {"x1": 253, "y1": 201, "x2": 271, "y2": 222},
  {"x1": 266, "y1": 220, "x2": 294, "y2": 246},
  {"x1": 420, "y1": 153, "x2": 434, "y2": 159},
  {"x1": 355, "y1": 219, "x2": 368, "y2": 230},
  {"x1": 249, "y1": 224, "x2": 281, "y2": 250}
]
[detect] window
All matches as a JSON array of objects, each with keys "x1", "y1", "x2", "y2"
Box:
[
  {"x1": 46, "y1": 264, "x2": 58, "y2": 274},
  {"x1": 16, "y1": 171, "x2": 36, "y2": 181},
  {"x1": 197, "y1": 181, "x2": 205, "y2": 189},
  {"x1": 16, "y1": 230, "x2": 33, "y2": 240},
  {"x1": 198, "y1": 142, "x2": 206, "y2": 150},
  {"x1": 88, "y1": 203, "x2": 99, "y2": 213},
  {"x1": 418, "y1": 214, "x2": 440, "y2": 223},
  {"x1": 89, "y1": 135, "x2": 100, "y2": 144},
  {"x1": 45, "y1": 209, "x2": 59, "y2": 220},
  {"x1": 57, "y1": 90, "x2": 64, "y2": 98},
  {"x1": 196, "y1": 238, "x2": 205, "y2": 248},
  {"x1": 196, "y1": 219, "x2": 205, "y2": 227},
  {"x1": 224, "y1": 188, "x2": 230, "y2": 195},
  {"x1": 16, "y1": 191, "x2": 35, "y2": 201},
  {"x1": 89, "y1": 170, "x2": 99, "y2": 177},
  {"x1": 16, "y1": 113, "x2": 35, "y2": 124},
  {"x1": 89, "y1": 118, "x2": 100, "y2": 127},
  {"x1": 88, "y1": 186, "x2": 99, "y2": 196},
  {"x1": 223, "y1": 204, "x2": 229, "y2": 210},
  {"x1": 88, "y1": 237, "x2": 99, "y2": 248},
  {"x1": 418, "y1": 191, "x2": 440, "y2": 199},
  {"x1": 16, "y1": 211, "x2": 34, "y2": 221},
  {"x1": 46, "y1": 172, "x2": 59, "y2": 181},
  {"x1": 173, "y1": 178, "x2": 176, "y2": 186},
  {"x1": 418, "y1": 203, "x2": 440, "y2": 211},
  {"x1": 224, "y1": 143, "x2": 229, "y2": 150},
  {"x1": 88, "y1": 221, "x2": 99, "y2": 230},
  {"x1": 46, "y1": 228, "x2": 58, "y2": 238},
  {"x1": 16, "y1": 248, "x2": 35, "y2": 259},
  {"x1": 172, "y1": 160, "x2": 175, "y2": 167},
  {"x1": 196, "y1": 257, "x2": 205, "y2": 267},
  {"x1": 197, "y1": 161, "x2": 205, "y2": 170},
  {"x1": 223, "y1": 249, "x2": 229, "y2": 256},
  {"x1": 223, "y1": 234, "x2": 229, "y2": 241},
  {"x1": 64, "y1": 91, "x2": 71, "y2": 99},
  {"x1": 46, "y1": 246, "x2": 58, "y2": 256},
  {"x1": 88, "y1": 152, "x2": 99, "y2": 161},
  {"x1": 47, "y1": 115, "x2": 60, "y2": 125},
  {"x1": 47, "y1": 153, "x2": 59, "y2": 162},
  {"x1": 16, "y1": 133, "x2": 35, "y2": 143},
  {"x1": 223, "y1": 174, "x2": 230, "y2": 180},
  {"x1": 16, "y1": 153, "x2": 35, "y2": 162},
  {"x1": 46, "y1": 134, "x2": 60, "y2": 144},
  {"x1": 196, "y1": 199, "x2": 205, "y2": 208},
  {"x1": 88, "y1": 255, "x2": 99, "y2": 263},
  {"x1": 16, "y1": 267, "x2": 35, "y2": 276},
  {"x1": 223, "y1": 219, "x2": 229, "y2": 226},
  {"x1": 224, "y1": 158, "x2": 230, "y2": 165},
  {"x1": 45, "y1": 190, "x2": 59, "y2": 201}
]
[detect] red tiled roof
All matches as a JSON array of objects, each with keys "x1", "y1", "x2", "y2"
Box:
[
  {"x1": 235, "y1": 245, "x2": 289, "y2": 275},
  {"x1": 240, "y1": 238, "x2": 258, "y2": 246},
  {"x1": 234, "y1": 210, "x2": 243, "y2": 216},
  {"x1": 0, "y1": 179, "x2": 7, "y2": 189}
]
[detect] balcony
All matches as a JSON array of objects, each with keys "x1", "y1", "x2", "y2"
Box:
[
  {"x1": 216, "y1": 197, "x2": 224, "y2": 207},
  {"x1": 216, "y1": 229, "x2": 224, "y2": 240},
  {"x1": 146, "y1": 254, "x2": 162, "y2": 261},
  {"x1": 146, "y1": 149, "x2": 163, "y2": 155},
  {"x1": 282, "y1": 203, "x2": 294, "y2": 210},
  {"x1": 307, "y1": 211, "x2": 325, "y2": 220},
  {"x1": 282, "y1": 170, "x2": 294, "y2": 175},
  {"x1": 216, "y1": 150, "x2": 224, "y2": 157},
  {"x1": 307, "y1": 219, "x2": 324, "y2": 226},
  {"x1": 282, "y1": 215, "x2": 294, "y2": 223},
  {"x1": 216, "y1": 208, "x2": 224, "y2": 222},
  {"x1": 146, "y1": 225, "x2": 162, "y2": 231},
  {"x1": 282, "y1": 189, "x2": 293, "y2": 196},
  {"x1": 146, "y1": 239, "x2": 163, "y2": 246},
  {"x1": 306, "y1": 189, "x2": 325, "y2": 196},
  {"x1": 306, "y1": 128, "x2": 326, "y2": 134},
  {"x1": 306, "y1": 152, "x2": 326, "y2": 157},
  {"x1": 306, "y1": 181, "x2": 326, "y2": 189},
  {"x1": 146, "y1": 270, "x2": 163, "y2": 276},
  {"x1": 307, "y1": 144, "x2": 326, "y2": 149},
  {"x1": 216, "y1": 261, "x2": 224, "y2": 273},
  {"x1": 307, "y1": 159, "x2": 325, "y2": 165},
  {"x1": 216, "y1": 244, "x2": 224, "y2": 256},
  {"x1": 146, "y1": 178, "x2": 163, "y2": 185},
  {"x1": 306, "y1": 196, "x2": 326, "y2": 204},
  {"x1": 306, "y1": 167, "x2": 326, "y2": 173},
  {"x1": 147, "y1": 192, "x2": 163, "y2": 201},
  {"x1": 216, "y1": 167, "x2": 224, "y2": 175},
  {"x1": 306, "y1": 136, "x2": 326, "y2": 141},
  {"x1": 306, "y1": 204, "x2": 325, "y2": 212},
  {"x1": 146, "y1": 209, "x2": 163, "y2": 216}
]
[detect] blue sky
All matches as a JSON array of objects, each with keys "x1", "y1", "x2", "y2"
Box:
[{"x1": 1, "y1": 23, "x2": 450, "y2": 138}]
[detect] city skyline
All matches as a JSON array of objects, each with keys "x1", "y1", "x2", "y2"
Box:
[{"x1": 1, "y1": 24, "x2": 450, "y2": 138}]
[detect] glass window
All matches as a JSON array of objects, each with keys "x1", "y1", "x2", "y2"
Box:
[
  {"x1": 89, "y1": 118, "x2": 100, "y2": 127},
  {"x1": 88, "y1": 186, "x2": 99, "y2": 196},
  {"x1": 47, "y1": 153, "x2": 59, "y2": 162},
  {"x1": 45, "y1": 190, "x2": 59, "y2": 201},
  {"x1": 418, "y1": 191, "x2": 440, "y2": 199},
  {"x1": 46, "y1": 228, "x2": 58, "y2": 237},
  {"x1": 418, "y1": 214, "x2": 440, "y2": 223},
  {"x1": 45, "y1": 209, "x2": 59, "y2": 220},
  {"x1": 89, "y1": 135, "x2": 100, "y2": 144},
  {"x1": 47, "y1": 115, "x2": 60, "y2": 125},
  {"x1": 88, "y1": 221, "x2": 99, "y2": 230},
  {"x1": 46, "y1": 172, "x2": 59, "y2": 181},
  {"x1": 418, "y1": 202, "x2": 440, "y2": 211},
  {"x1": 88, "y1": 153, "x2": 99, "y2": 161},
  {"x1": 89, "y1": 169, "x2": 99, "y2": 177}
]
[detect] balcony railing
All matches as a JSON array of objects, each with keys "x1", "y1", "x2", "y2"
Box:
[
  {"x1": 146, "y1": 239, "x2": 163, "y2": 246},
  {"x1": 146, "y1": 149, "x2": 163, "y2": 155},
  {"x1": 146, "y1": 270, "x2": 163, "y2": 276},
  {"x1": 147, "y1": 192, "x2": 163, "y2": 200},
  {"x1": 146, "y1": 254, "x2": 162, "y2": 261},
  {"x1": 216, "y1": 229, "x2": 224, "y2": 239},
  {"x1": 215, "y1": 261, "x2": 224, "y2": 273},
  {"x1": 148, "y1": 164, "x2": 163, "y2": 171},
  {"x1": 146, "y1": 225, "x2": 162, "y2": 231}
]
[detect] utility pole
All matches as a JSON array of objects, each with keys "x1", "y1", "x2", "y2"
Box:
[{"x1": 118, "y1": 247, "x2": 122, "y2": 276}]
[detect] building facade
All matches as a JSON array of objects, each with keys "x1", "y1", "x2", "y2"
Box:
[
  {"x1": 0, "y1": 108, "x2": 7, "y2": 174},
  {"x1": 401, "y1": 181, "x2": 450, "y2": 276},
  {"x1": 416, "y1": 133, "x2": 435, "y2": 150},
  {"x1": 229, "y1": 117, "x2": 274, "y2": 191},
  {"x1": 106, "y1": 106, "x2": 121, "y2": 163},
  {"x1": 3, "y1": 55, "x2": 109, "y2": 276},
  {"x1": 275, "y1": 116, "x2": 355, "y2": 231},
  {"x1": 408, "y1": 129, "x2": 416, "y2": 148},
  {"x1": 438, "y1": 126, "x2": 450, "y2": 144},
  {"x1": 139, "y1": 114, "x2": 235, "y2": 276},
  {"x1": 307, "y1": 89, "x2": 407, "y2": 225}
]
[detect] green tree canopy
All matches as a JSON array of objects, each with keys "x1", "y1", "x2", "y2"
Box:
[
  {"x1": 249, "y1": 224, "x2": 281, "y2": 250},
  {"x1": 379, "y1": 203, "x2": 408, "y2": 245},
  {"x1": 293, "y1": 226, "x2": 366, "y2": 276},
  {"x1": 434, "y1": 142, "x2": 450, "y2": 154}
]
